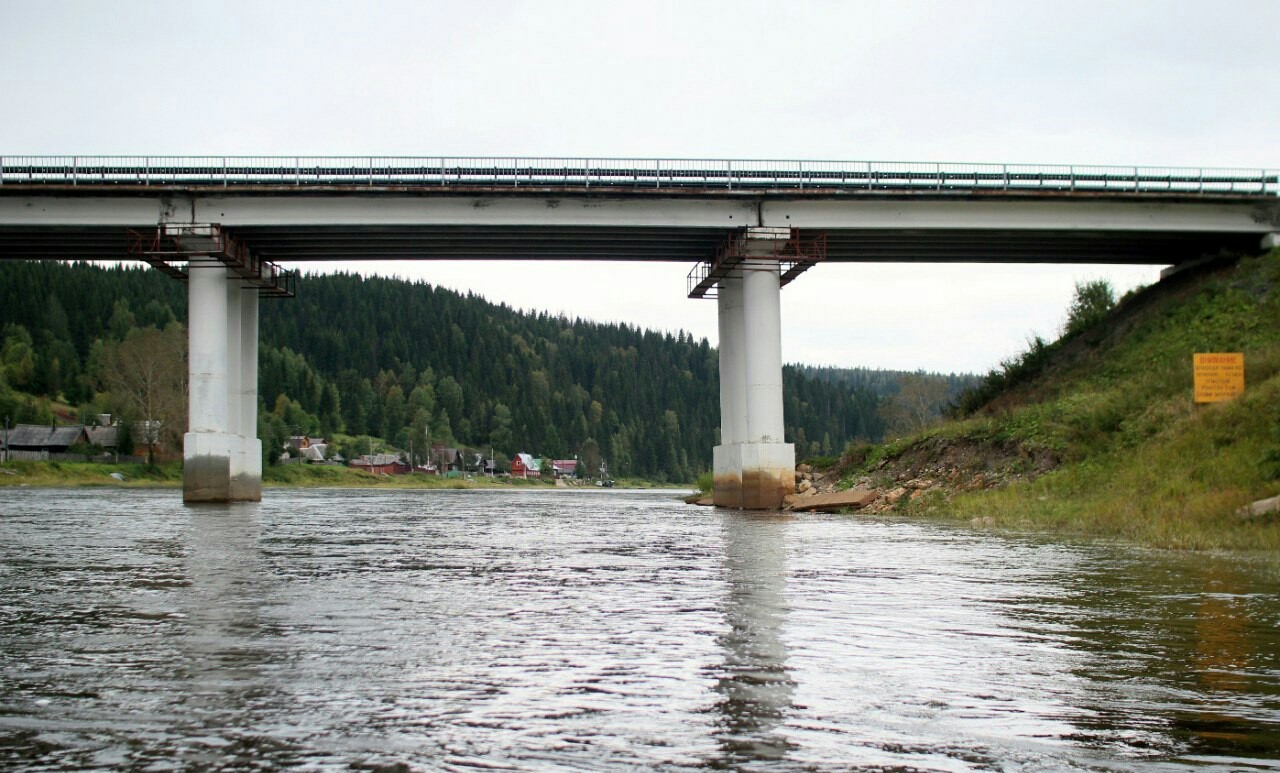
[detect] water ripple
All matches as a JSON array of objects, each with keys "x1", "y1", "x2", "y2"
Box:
[{"x1": 2, "y1": 487, "x2": 1279, "y2": 769}]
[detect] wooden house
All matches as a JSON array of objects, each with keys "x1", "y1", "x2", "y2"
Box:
[
  {"x1": 430, "y1": 445, "x2": 463, "y2": 474},
  {"x1": 349, "y1": 453, "x2": 411, "y2": 475},
  {"x1": 4, "y1": 424, "x2": 89, "y2": 452},
  {"x1": 510, "y1": 453, "x2": 541, "y2": 478},
  {"x1": 551, "y1": 459, "x2": 578, "y2": 479}
]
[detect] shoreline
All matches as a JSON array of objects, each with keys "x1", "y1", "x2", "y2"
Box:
[{"x1": 0, "y1": 460, "x2": 691, "y2": 493}]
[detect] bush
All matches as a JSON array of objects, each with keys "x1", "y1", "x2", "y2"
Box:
[{"x1": 1063, "y1": 279, "x2": 1116, "y2": 338}]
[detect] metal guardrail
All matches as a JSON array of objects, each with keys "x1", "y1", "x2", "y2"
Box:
[{"x1": 0, "y1": 156, "x2": 1275, "y2": 196}]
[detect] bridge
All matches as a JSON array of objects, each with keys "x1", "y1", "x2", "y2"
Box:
[{"x1": 2, "y1": 156, "x2": 1277, "y2": 507}]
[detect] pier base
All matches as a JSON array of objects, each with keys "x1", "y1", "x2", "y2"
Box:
[
  {"x1": 715, "y1": 442, "x2": 795, "y2": 510},
  {"x1": 184, "y1": 432, "x2": 236, "y2": 502}
]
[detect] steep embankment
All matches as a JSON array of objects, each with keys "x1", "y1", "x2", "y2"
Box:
[{"x1": 815, "y1": 250, "x2": 1280, "y2": 551}]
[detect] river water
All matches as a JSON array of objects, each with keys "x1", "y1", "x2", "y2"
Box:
[{"x1": 2, "y1": 487, "x2": 1279, "y2": 770}]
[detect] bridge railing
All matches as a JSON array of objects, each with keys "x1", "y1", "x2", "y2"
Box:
[{"x1": 0, "y1": 155, "x2": 1276, "y2": 196}]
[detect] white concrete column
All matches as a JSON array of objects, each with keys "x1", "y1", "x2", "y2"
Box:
[
  {"x1": 184, "y1": 265, "x2": 234, "y2": 502},
  {"x1": 240, "y1": 289, "x2": 259, "y2": 440},
  {"x1": 714, "y1": 274, "x2": 746, "y2": 508},
  {"x1": 188, "y1": 266, "x2": 229, "y2": 434},
  {"x1": 238, "y1": 288, "x2": 262, "y2": 500},
  {"x1": 742, "y1": 263, "x2": 785, "y2": 444},
  {"x1": 224, "y1": 273, "x2": 248, "y2": 498},
  {"x1": 733, "y1": 228, "x2": 796, "y2": 509},
  {"x1": 717, "y1": 275, "x2": 746, "y2": 446},
  {"x1": 225, "y1": 274, "x2": 243, "y2": 439}
]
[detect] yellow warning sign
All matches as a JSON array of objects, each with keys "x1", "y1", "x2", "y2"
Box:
[{"x1": 1193, "y1": 353, "x2": 1244, "y2": 403}]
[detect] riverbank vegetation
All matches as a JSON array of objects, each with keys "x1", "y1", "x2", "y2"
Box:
[
  {"x1": 0, "y1": 458, "x2": 685, "y2": 491},
  {"x1": 821, "y1": 249, "x2": 1280, "y2": 551},
  {"x1": 0, "y1": 459, "x2": 182, "y2": 487}
]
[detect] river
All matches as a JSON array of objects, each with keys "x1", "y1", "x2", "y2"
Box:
[{"x1": 2, "y1": 487, "x2": 1279, "y2": 770}]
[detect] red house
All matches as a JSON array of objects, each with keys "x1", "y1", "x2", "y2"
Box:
[{"x1": 510, "y1": 453, "x2": 541, "y2": 478}]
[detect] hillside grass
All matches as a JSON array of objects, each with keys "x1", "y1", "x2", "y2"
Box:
[{"x1": 859, "y1": 250, "x2": 1280, "y2": 551}]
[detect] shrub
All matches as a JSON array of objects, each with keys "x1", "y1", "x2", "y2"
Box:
[{"x1": 1063, "y1": 279, "x2": 1116, "y2": 338}]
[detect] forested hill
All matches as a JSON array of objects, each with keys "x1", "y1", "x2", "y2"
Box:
[
  {"x1": 0, "y1": 261, "x2": 892, "y2": 479},
  {"x1": 796, "y1": 365, "x2": 981, "y2": 400}
]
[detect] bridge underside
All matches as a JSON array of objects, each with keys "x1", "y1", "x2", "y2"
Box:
[{"x1": 0, "y1": 224, "x2": 1265, "y2": 265}]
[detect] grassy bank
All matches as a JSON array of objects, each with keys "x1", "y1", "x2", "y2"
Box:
[
  {"x1": 0, "y1": 459, "x2": 183, "y2": 487},
  {"x1": 831, "y1": 250, "x2": 1280, "y2": 551},
  {"x1": 0, "y1": 459, "x2": 689, "y2": 491}
]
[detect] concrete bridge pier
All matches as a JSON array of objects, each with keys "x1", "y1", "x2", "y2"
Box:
[
  {"x1": 184, "y1": 266, "x2": 261, "y2": 503},
  {"x1": 713, "y1": 275, "x2": 746, "y2": 508},
  {"x1": 713, "y1": 231, "x2": 796, "y2": 510}
]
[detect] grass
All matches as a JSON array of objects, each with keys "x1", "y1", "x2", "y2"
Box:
[
  {"x1": 0, "y1": 459, "x2": 182, "y2": 487},
  {"x1": 855, "y1": 250, "x2": 1280, "y2": 552},
  {"x1": 1, "y1": 459, "x2": 688, "y2": 492},
  {"x1": 922, "y1": 380, "x2": 1280, "y2": 550}
]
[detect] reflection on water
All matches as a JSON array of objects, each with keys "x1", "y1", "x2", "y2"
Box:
[
  {"x1": 2, "y1": 487, "x2": 1280, "y2": 770},
  {"x1": 175, "y1": 504, "x2": 294, "y2": 767},
  {"x1": 710, "y1": 515, "x2": 795, "y2": 766},
  {"x1": 1189, "y1": 562, "x2": 1259, "y2": 752}
]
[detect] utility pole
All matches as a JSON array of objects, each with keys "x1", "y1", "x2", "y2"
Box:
[{"x1": 2, "y1": 415, "x2": 8, "y2": 464}]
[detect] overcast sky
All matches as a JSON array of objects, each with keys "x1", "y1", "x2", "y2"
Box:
[{"x1": 3, "y1": 0, "x2": 1277, "y2": 372}]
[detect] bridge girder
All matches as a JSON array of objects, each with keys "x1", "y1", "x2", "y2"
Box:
[{"x1": 0, "y1": 191, "x2": 1275, "y2": 267}]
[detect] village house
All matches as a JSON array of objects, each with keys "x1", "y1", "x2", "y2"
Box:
[
  {"x1": 303, "y1": 445, "x2": 328, "y2": 462},
  {"x1": 510, "y1": 453, "x2": 541, "y2": 479},
  {"x1": 288, "y1": 435, "x2": 326, "y2": 451},
  {"x1": 84, "y1": 425, "x2": 119, "y2": 451},
  {"x1": 430, "y1": 445, "x2": 464, "y2": 475},
  {"x1": 550, "y1": 459, "x2": 578, "y2": 479},
  {"x1": 349, "y1": 453, "x2": 411, "y2": 475},
  {"x1": 277, "y1": 435, "x2": 334, "y2": 464},
  {"x1": 2, "y1": 424, "x2": 97, "y2": 461}
]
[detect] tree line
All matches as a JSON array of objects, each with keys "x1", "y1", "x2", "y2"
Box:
[{"x1": 0, "y1": 261, "x2": 966, "y2": 478}]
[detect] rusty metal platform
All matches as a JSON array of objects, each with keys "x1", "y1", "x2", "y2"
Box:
[
  {"x1": 127, "y1": 224, "x2": 297, "y2": 297},
  {"x1": 687, "y1": 229, "x2": 826, "y2": 299}
]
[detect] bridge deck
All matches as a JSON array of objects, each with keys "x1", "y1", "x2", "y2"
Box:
[{"x1": 0, "y1": 156, "x2": 1275, "y2": 268}]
